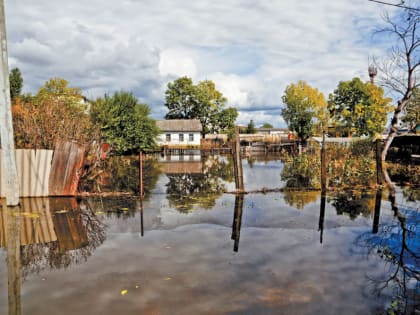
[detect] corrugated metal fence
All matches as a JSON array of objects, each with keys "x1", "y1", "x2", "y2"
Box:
[{"x1": 0, "y1": 141, "x2": 85, "y2": 197}]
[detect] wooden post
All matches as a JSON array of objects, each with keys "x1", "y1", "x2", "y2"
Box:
[
  {"x1": 7, "y1": 205, "x2": 22, "y2": 315},
  {"x1": 372, "y1": 189, "x2": 382, "y2": 234},
  {"x1": 233, "y1": 127, "x2": 244, "y2": 192},
  {"x1": 321, "y1": 131, "x2": 327, "y2": 191},
  {"x1": 139, "y1": 150, "x2": 143, "y2": 198},
  {"x1": 137, "y1": 198, "x2": 144, "y2": 237},
  {"x1": 376, "y1": 139, "x2": 383, "y2": 186},
  {"x1": 0, "y1": 0, "x2": 19, "y2": 206},
  {"x1": 231, "y1": 195, "x2": 244, "y2": 252},
  {"x1": 318, "y1": 191, "x2": 326, "y2": 244}
]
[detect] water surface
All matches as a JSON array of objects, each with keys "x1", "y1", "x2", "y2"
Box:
[{"x1": 0, "y1": 156, "x2": 418, "y2": 314}]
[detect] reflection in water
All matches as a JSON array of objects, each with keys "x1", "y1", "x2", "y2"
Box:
[
  {"x1": 318, "y1": 191, "x2": 326, "y2": 244},
  {"x1": 165, "y1": 156, "x2": 234, "y2": 212},
  {"x1": 231, "y1": 195, "x2": 244, "y2": 252},
  {"x1": 372, "y1": 189, "x2": 382, "y2": 234},
  {"x1": 356, "y1": 201, "x2": 420, "y2": 314},
  {"x1": 1, "y1": 198, "x2": 105, "y2": 315},
  {"x1": 80, "y1": 156, "x2": 161, "y2": 196},
  {"x1": 283, "y1": 190, "x2": 319, "y2": 210},
  {"x1": 331, "y1": 191, "x2": 375, "y2": 220}
]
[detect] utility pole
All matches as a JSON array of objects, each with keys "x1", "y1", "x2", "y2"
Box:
[{"x1": 0, "y1": 0, "x2": 20, "y2": 206}]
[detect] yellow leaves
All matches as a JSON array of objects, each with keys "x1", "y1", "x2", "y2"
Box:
[
  {"x1": 55, "y1": 209, "x2": 69, "y2": 214},
  {"x1": 12, "y1": 212, "x2": 40, "y2": 219}
]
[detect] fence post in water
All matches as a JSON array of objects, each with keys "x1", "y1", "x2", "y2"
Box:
[
  {"x1": 318, "y1": 191, "x2": 326, "y2": 244},
  {"x1": 231, "y1": 195, "x2": 244, "y2": 252},
  {"x1": 321, "y1": 131, "x2": 327, "y2": 191},
  {"x1": 233, "y1": 127, "x2": 244, "y2": 191},
  {"x1": 0, "y1": 1, "x2": 19, "y2": 206},
  {"x1": 7, "y1": 205, "x2": 22, "y2": 315},
  {"x1": 375, "y1": 139, "x2": 383, "y2": 186},
  {"x1": 139, "y1": 150, "x2": 143, "y2": 198},
  {"x1": 372, "y1": 189, "x2": 382, "y2": 234}
]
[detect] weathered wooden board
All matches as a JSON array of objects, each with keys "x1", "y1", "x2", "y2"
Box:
[
  {"x1": 0, "y1": 149, "x2": 53, "y2": 197},
  {"x1": 49, "y1": 141, "x2": 85, "y2": 196}
]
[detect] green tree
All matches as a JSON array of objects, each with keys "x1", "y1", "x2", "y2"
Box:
[
  {"x1": 90, "y1": 91, "x2": 158, "y2": 154},
  {"x1": 401, "y1": 88, "x2": 420, "y2": 132},
  {"x1": 9, "y1": 67, "x2": 23, "y2": 100},
  {"x1": 328, "y1": 78, "x2": 392, "y2": 137},
  {"x1": 261, "y1": 123, "x2": 273, "y2": 128},
  {"x1": 281, "y1": 81, "x2": 327, "y2": 142},
  {"x1": 164, "y1": 76, "x2": 236, "y2": 136},
  {"x1": 246, "y1": 119, "x2": 256, "y2": 134},
  {"x1": 218, "y1": 107, "x2": 238, "y2": 135},
  {"x1": 165, "y1": 76, "x2": 197, "y2": 119}
]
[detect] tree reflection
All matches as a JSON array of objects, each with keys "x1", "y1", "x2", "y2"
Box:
[
  {"x1": 166, "y1": 156, "x2": 234, "y2": 212},
  {"x1": 330, "y1": 191, "x2": 376, "y2": 220},
  {"x1": 356, "y1": 200, "x2": 419, "y2": 314},
  {"x1": 283, "y1": 190, "x2": 319, "y2": 210},
  {"x1": 80, "y1": 156, "x2": 161, "y2": 197}
]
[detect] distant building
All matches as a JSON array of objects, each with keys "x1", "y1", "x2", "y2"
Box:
[
  {"x1": 255, "y1": 128, "x2": 289, "y2": 136},
  {"x1": 156, "y1": 119, "x2": 202, "y2": 147}
]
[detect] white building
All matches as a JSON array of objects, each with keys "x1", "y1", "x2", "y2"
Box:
[{"x1": 156, "y1": 119, "x2": 202, "y2": 147}]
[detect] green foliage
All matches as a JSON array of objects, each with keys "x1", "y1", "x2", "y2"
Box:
[
  {"x1": 9, "y1": 67, "x2": 23, "y2": 100},
  {"x1": 281, "y1": 153, "x2": 321, "y2": 189},
  {"x1": 326, "y1": 144, "x2": 376, "y2": 188},
  {"x1": 261, "y1": 123, "x2": 273, "y2": 128},
  {"x1": 350, "y1": 138, "x2": 374, "y2": 157},
  {"x1": 281, "y1": 81, "x2": 327, "y2": 142},
  {"x1": 12, "y1": 78, "x2": 97, "y2": 149},
  {"x1": 164, "y1": 76, "x2": 237, "y2": 136},
  {"x1": 246, "y1": 119, "x2": 256, "y2": 134},
  {"x1": 328, "y1": 78, "x2": 393, "y2": 137},
  {"x1": 90, "y1": 91, "x2": 159, "y2": 154},
  {"x1": 401, "y1": 87, "x2": 420, "y2": 132}
]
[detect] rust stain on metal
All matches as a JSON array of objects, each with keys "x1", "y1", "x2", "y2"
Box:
[{"x1": 49, "y1": 141, "x2": 85, "y2": 196}]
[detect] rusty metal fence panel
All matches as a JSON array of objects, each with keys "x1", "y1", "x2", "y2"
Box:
[{"x1": 48, "y1": 141, "x2": 85, "y2": 196}]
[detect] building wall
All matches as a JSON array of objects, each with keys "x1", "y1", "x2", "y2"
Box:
[{"x1": 157, "y1": 131, "x2": 201, "y2": 147}]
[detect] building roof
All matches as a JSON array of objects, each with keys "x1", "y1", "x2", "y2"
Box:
[{"x1": 156, "y1": 119, "x2": 202, "y2": 132}]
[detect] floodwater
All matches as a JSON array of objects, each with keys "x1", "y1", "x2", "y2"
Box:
[{"x1": 0, "y1": 155, "x2": 419, "y2": 315}]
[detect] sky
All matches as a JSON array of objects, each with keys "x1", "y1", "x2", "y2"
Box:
[{"x1": 4, "y1": 0, "x2": 403, "y2": 127}]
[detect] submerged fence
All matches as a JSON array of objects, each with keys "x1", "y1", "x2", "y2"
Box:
[{"x1": 0, "y1": 141, "x2": 85, "y2": 197}]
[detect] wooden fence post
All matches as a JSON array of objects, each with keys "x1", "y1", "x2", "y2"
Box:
[
  {"x1": 321, "y1": 132, "x2": 327, "y2": 191},
  {"x1": 0, "y1": 0, "x2": 19, "y2": 205},
  {"x1": 376, "y1": 139, "x2": 383, "y2": 186},
  {"x1": 233, "y1": 127, "x2": 244, "y2": 192}
]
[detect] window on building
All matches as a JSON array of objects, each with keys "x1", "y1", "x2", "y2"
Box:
[
  {"x1": 166, "y1": 134, "x2": 171, "y2": 142},
  {"x1": 189, "y1": 133, "x2": 194, "y2": 142},
  {"x1": 179, "y1": 133, "x2": 184, "y2": 142}
]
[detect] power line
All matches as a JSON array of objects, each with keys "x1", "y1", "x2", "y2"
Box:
[{"x1": 367, "y1": 0, "x2": 420, "y2": 11}]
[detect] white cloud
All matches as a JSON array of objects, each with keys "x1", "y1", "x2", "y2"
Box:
[
  {"x1": 4, "y1": 0, "x2": 399, "y2": 127},
  {"x1": 159, "y1": 49, "x2": 197, "y2": 78}
]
